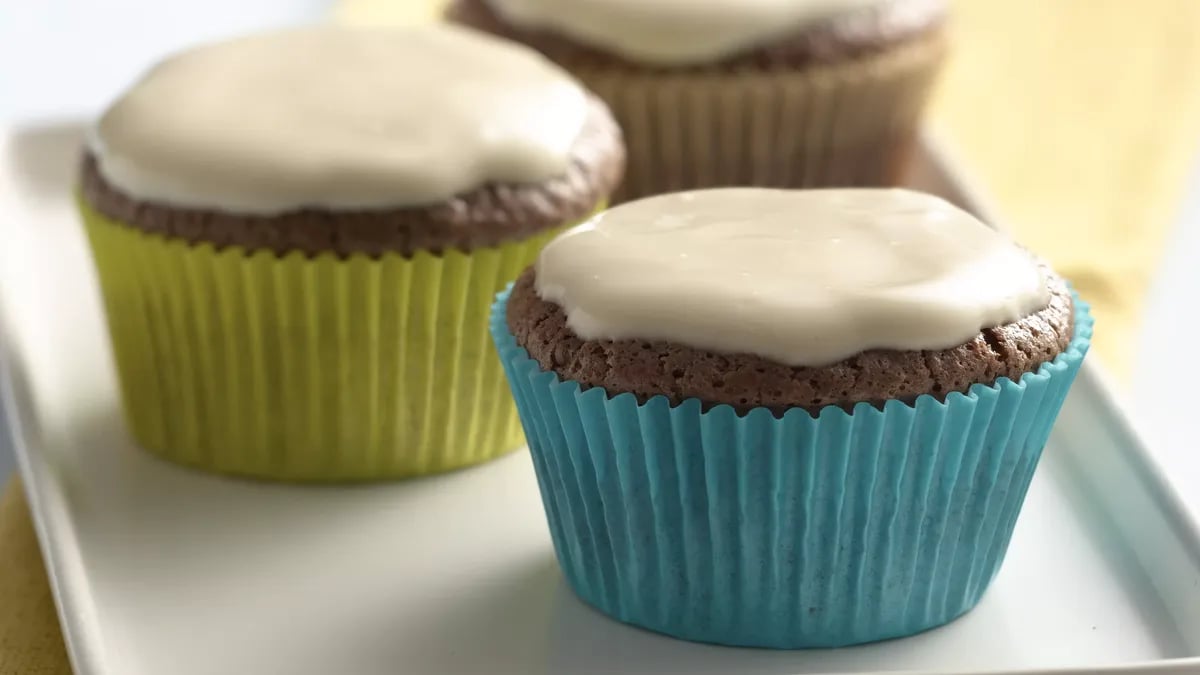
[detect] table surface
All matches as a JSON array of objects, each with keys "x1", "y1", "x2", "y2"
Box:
[{"x1": 4, "y1": 0, "x2": 1200, "y2": 673}]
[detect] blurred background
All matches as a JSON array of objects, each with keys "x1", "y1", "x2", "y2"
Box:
[{"x1": 3, "y1": 0, "x2": 1200, "y2": 671}]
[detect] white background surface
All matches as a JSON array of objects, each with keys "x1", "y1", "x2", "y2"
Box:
[
  {"x1": 1132, "y1": 161, "x2": 1200, "y2": 518},
  {"x1": 0, "y1": 0, "x2": 332, "y2": 123}
]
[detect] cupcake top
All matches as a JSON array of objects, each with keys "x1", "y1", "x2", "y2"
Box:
[
  {"x1": 537, "y1": 188, "x2": 1047, "y2": 366},
  {"x1": 509, "y1": 188, "x2": 1073, "y2": 410},
  {"x1": 457, "y1": 0, "x2": 944, "y2": 67},
  {"x1": 88, "y1": 25, "x2": 590, "y2": 214}
]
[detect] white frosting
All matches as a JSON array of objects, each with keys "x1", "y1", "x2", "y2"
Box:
[
  {"x1": 534, "y1": 189, "x2": 1050, "y2": 367},
  {"x1": 89, "y1": 25, "x2": 588, "y2": 213},
  {"x1": 485, "y1": 0, "x2": 887, "y2": 65}
]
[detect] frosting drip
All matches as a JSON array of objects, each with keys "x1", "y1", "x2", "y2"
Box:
[
  {"x1": 90, "y1": 25, "x2": 588, "y2": 213},
  {"x1": 484, "y1": 0, "x2": 888, "y2": 65},
  {"x1": 535, "y1": 188, "x2": 1050, "y2": 367}
]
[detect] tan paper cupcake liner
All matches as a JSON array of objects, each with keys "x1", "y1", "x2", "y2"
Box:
[
  {"x1": 569, "y1": 33, "x2": 946, "y2": 202},
  {"x1": 82, "y1": 199, "x2": 569, "y2": 481}
]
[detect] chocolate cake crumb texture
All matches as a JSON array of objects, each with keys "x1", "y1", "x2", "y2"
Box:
[{"x1": 506, "y1": 266, "x2": 1074, "y2": 413}]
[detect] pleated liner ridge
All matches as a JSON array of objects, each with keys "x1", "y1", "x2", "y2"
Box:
[
  {"x1": 571, "y1": 30, "x2": 946, "y2": 202},
  {"x1": 491, "y1": 288, "x2": 1093, "y2": 648},
  {"x1": 81, "y1": 199, "x2": 571, "y2": 481}
]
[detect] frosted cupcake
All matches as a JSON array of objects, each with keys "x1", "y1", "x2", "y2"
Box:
[
  {"x1": 79, "y1": 25, "x2": 624, "y2": 481},
  {"x1": 491, "y1": 188, "x2": 1091, "y2": 647},
  {"x1": 448, "y1": 0, "x2": 946, "y2": 201}
]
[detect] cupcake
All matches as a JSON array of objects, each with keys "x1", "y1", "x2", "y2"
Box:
[
  {"x1": 491, "y1": 188, "x2": 1091, "y2": 648},
  {"x1": 447, "y1": 0, "x2": 946, "y2": 201},
  {"x1": 79, "y1": 25, "x2": 624, "y2": 481}
]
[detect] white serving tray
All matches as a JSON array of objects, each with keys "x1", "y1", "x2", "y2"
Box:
[{"x1": 3, "y1": 123, "x2": 1200, "y2": 675}]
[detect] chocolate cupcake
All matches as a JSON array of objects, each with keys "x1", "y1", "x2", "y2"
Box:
[
  {"x1": 448, "y1": 0, "x2": 946, "y2": 201},
  {"x1": 79, "y1": 25, "x2": 624, "y2": 481},
  {"x1": 491, "y1": 188, "x2": 1091, "y2": 647}
]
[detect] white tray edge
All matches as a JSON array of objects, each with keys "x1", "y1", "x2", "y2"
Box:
[{"x1": 0, "y1": 328, "x2": 105, "y2": 674}]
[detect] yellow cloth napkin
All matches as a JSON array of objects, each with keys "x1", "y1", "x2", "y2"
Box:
[
  {"x1": 0, "y1": 485, "x2": 72, "y2": 674},
  {"x1": 5, "y1": 1, "x2": 1200, "y2": 671},
  {"x1": 927, "y1": 0, "x2": 1200, "y2": 386}
]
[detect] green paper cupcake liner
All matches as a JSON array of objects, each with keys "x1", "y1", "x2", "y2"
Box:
[{"x1": 81, "y1": 198, "x2": 571, "y2": 481}]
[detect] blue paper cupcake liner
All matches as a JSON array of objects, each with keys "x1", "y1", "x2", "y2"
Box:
[{"x1": 491, "y1": 288, "x2": 1092, "y2": 649}]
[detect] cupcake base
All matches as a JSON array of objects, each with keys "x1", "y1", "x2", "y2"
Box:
[
  {"x1": 492, "y1": 288, "x2": 1092, "y2": 648},
  {"x1": 82, "y1": 199, "x2": 569, "y2": 482}
]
